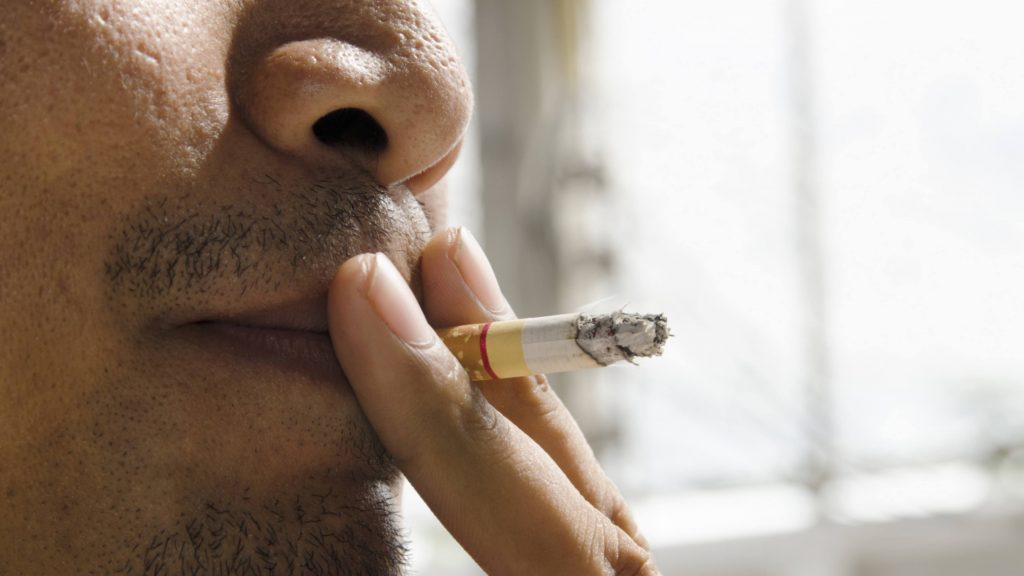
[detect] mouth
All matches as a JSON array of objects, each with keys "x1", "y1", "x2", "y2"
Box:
[
  {"x1": 196, "y1": 322, "x2": 335, "y2": 362},
  {"x1": 175, "y1": 296, "x2": 345, "y2": 383}
]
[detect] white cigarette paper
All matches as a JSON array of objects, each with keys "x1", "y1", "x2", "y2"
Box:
[{"x1": 438, "y1": 311, "x2": 670, "y2": 381}]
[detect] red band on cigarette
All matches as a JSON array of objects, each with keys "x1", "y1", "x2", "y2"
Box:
[{"x1": 479, "y1": 322, "x2": 500, "y2": 380}]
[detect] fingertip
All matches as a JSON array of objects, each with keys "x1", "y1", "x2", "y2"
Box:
[
  {"x1": 329, "y1": 252, "x2": 437, "y2": 348},
  {"x1": 327, "y1": 253, "x2": 375, "y2": 332},
  {"x1": 420, "y1": 226, "x2": 470, "y2": 323},
  {"x1": 422, "y1": 226, "x2": 514, "y2": 326},
  {"x1": 330, "y1": 253, "x2": 374, "y2": 296},
  {"x1": 366, "y1": 253, "x2": 436, "y2": 346},
  {"x1": 420, "y1": 226, "x2": 460, "y2": 279},
  {"x1": 449, "y1": 227, "x2": 509, "y2": 316}
]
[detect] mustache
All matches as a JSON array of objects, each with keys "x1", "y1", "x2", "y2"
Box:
[{"x1": 105, "y1": 174, "x2": 423, "y2": 301}]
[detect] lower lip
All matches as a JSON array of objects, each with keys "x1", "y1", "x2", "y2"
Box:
[{"x1": 182, "y1": 322, "x2": 343, "y2": 381}]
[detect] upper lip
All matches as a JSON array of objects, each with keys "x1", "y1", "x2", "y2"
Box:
[{"x1": 176, "y1": 252, "x2": 413, "y2": 333}]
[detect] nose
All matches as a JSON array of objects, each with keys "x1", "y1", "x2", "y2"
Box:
[{"x1": 238, "y1": 6, "x2": 472, "y2": 193}]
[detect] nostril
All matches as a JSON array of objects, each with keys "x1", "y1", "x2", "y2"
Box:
[{"x1": 311, "y1": 108, "x2": 388, "y2": 153}]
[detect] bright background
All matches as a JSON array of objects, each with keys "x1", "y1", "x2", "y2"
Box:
[{"x1": 410, "y1": 1, "x2": 1024, "y2": 574}]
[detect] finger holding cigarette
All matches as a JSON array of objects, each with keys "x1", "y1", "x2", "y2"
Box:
[
  {"x1": 329, "y1": 227, "x2": 660, "y2": 573},
  {"x1": 439, "y1": 311, "x2": 670, "y2": 381}
]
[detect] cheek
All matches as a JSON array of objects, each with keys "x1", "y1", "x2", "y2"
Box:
[
  {"x1": 66, "y1": 0, "x2": 233, "y2": 176},
  {"x1": 0, "y1": 0, "x2": 234, "y2": 192},
  {"x1": 0, "y1": 0, "x2": 236, "y2": 443}
]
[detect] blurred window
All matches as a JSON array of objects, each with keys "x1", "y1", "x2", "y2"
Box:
[{"x1": 593, "y1": 0, "x2": 1024, "y2": 532}]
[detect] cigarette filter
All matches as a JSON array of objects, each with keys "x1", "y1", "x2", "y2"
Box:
[{"x1": 438, "y1": 311, "x2": 670, "y2": 381}]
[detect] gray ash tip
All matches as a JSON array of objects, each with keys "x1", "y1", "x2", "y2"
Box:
[{"x1": 574, "y1": 311, "x2": 671, "y2": 366}]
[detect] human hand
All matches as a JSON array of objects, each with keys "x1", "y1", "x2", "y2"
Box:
[{"x1": 328, "y1": 227, "x2": 658, "y2": 575}]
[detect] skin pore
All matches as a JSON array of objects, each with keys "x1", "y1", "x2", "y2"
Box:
[{"x1": 0, "y1": 0, "x2": 468, "y2": 573}]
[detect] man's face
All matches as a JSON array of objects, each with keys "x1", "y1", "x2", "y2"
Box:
[{"x1": 0, "y1": 0, "x2": 471, "y2": 572}]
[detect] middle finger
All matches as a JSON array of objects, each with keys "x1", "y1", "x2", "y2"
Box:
[{"x1": 420, "y1": 227, "x2": 647, "y2": 546}]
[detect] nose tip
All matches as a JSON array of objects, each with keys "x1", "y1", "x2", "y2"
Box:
[{"x1": 241, "y1": 34, "x2": 472, "y2": 191}]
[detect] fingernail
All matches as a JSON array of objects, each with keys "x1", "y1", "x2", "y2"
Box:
[
  {"x1": 451, "y1": 227, "x2": 508, "y2": 314},
  {"x1": 365, "y1": 253, "x2": 435, "y2": 346}
]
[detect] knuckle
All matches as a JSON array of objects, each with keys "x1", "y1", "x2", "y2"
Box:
[
  {"x1": 507, "y1": 373, "x2": 563, "y2": 420},
  {"x1": 604, "y1": 492, "x2": 641, "y2": 542},
  {"x1": 453, "y1": 385, "x2": 509, "y2": 444},
  {"x1": 387, "y1": 344, "x2": 481, "y2": 466},
  {"x1": 606, "y1": 528, "x2": 658, "y2": 576},
  {"x1": 576, "y1": 511, "x2": 657, "y2": 576},
  {"x1": 615, "y1": 555, "x2": 659, "y2": 576}
]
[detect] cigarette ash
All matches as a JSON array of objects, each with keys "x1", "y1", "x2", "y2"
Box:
[{"x1": 574, "y1": 311, "x2": 671, "y2": 366}]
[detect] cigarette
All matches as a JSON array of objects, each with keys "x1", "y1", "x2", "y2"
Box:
[{"x1": 438, "y1": 311, "x2": 670, "y2": 381}]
